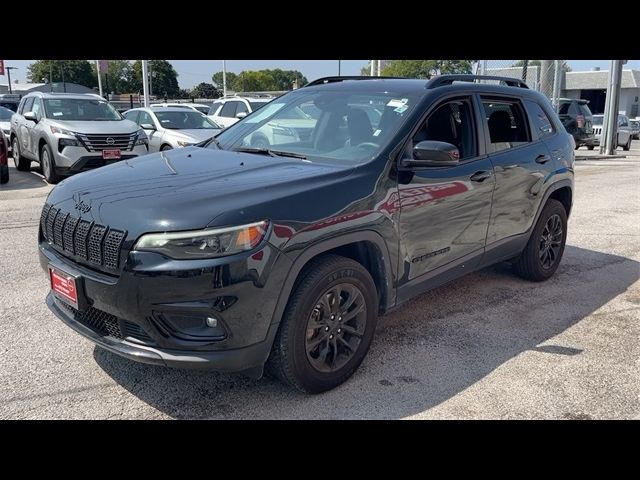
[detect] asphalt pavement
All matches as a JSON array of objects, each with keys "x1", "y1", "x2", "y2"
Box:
[{"x1": 0, "y1": 145, "x2": 638, "y2": 419}]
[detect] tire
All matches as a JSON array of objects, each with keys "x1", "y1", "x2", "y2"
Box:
[
  {"x1": 160, "y1": 144, "x2": 173, "y2": 151},
  {"x1": 251, "y1": 134, "x2": 270, "y2": 149},
  {"x1": 587, "y1": 145, "x2": 595, "y2": 151},
  {"x1": 513, "y1": 199, "x2": 567, "y2": 282},
  {"x1": 40, "y1": 143, "x2": 60, "y2": 184},
  {"x1": 266, "y1": 254, "x2": 378, "y2": 393},
  {"x1": 622, "y1": 136, "x2": 631, "y2": 151},
  {"x1": 12, "y1": 137, "x2": 31, "y2": 171},
  {"x1": 0, "y1": 164, "x2": 8, "y2": 184}
]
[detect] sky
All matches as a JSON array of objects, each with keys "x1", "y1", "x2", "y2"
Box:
[{"x1": 2, "y1": 59, "x2": 639, "y2": 89}]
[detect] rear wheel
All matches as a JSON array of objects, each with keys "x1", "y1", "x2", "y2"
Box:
[
  {"x1": 40, "y1": 143, "x2": 60, "y2": 184},
  {"x1": 514, "y1": 199, "x2": 567, "y2": 282},
  {"x1": 12, "y1": 137, "x2": 31, "y2": 171},
  {"x1": 587, "y1": 145, "x2": 595, "y2": 151},
  {"x1": 0, "y1": 165, "x2": 8, "y2": 184},
  {"x1": 161, "y1": 144, "x2": 173, "y2": 151},
  {"x1": 623, "y1": 136, "x2": 632, "y2": 151},
  {"x1": 266, "y1": 254, "x2": 378, "y2": 393}
]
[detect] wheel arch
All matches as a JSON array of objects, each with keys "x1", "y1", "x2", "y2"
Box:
[{"x1": 271, "y1": 231, "x2": 395, "y2": 329}]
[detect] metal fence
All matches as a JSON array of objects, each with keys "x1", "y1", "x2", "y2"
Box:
[{"x1": 475, "y1": 60, "x2": 566, "y2": 110}]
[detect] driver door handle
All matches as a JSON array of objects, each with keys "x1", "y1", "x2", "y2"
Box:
[
  {"x1": 535, "y1": 154, "x2": 551, "y2": 164},
  {"x1": 470, "y1": 170, "x2": 493, "y2": 182}
]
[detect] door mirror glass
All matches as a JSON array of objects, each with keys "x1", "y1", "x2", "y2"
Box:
[
  {"x1": 140, "y1": 123, "x2": 156, "y2": 131},
  {"x1": 235, "y1": 111, "x2": 247, "y2": 119},
  {"x1": 23, "y1": 111, "x2": 37, "y2": 122}
]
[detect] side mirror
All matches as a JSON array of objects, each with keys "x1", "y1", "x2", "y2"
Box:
[
  {"x1": 235, "y1": 111, "x2": 247, "y2": 119},
  {"x1": 24, "y1": 111, "x2": 38, "y2": 122},
  {"x1": 140, "y1": 123, "x2": 156, "y2": 131},
  {"x1": 402, "y1": 140, "x2": 460, "y2": 168}
]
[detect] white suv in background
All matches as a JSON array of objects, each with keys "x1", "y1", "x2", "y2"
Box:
[
  {"x1": 150, "y1": 103, "x2": 211, "y2": 115},
  {"x1": 208, "y1": 95, "x2": 273, "y2": 128}
]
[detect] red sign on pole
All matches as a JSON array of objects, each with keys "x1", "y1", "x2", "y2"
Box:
[{"x1": 0, "y1": 60, "x2": 5, "y2": 76}]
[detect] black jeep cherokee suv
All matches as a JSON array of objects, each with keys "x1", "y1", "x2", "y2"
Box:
[{"x1": 39, "y1": 75, "x2": 574, "y2": 393}]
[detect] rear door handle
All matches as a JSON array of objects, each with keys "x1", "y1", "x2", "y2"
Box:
[
  {"x1": 470, "y1": 170, "x2": 493, "y2": 182},
  {"x1": 535, "y1": 154, "x2": 551, "y2": 164}
]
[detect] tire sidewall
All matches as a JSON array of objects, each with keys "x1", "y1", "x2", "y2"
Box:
[
  {"x1": 40, "y1": 143, "x2": 58, "y2": 183},
  {"x1": 285, "y1": 264, "x2": 378, "y2": 392},
  {"x1": 530, "y1": 201, "x2": 568, "y2": 279},
  {"x1": 12, "y1": 138, "x2": 20, "y2": 169}
]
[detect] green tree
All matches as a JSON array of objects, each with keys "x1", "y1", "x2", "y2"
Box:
[
  {"x1": 94, "y1": 60, "x2": 136, "y2": 94},
  {"x1": 131, "y1": 60, "x2": 180, "y2": 97},
  {"x1": 263, "y1": 69, "x2": 308, "y2": 90},
  {"x1": 190, "y1": 82, "x2": 220, "y2": 99},
  {"x1": 212, "y1": 71, "x2": 238, "y2": 90},
  {"x1": 28, "y1": 60, "x2": 97, "y2": 88},
  {"x1": 380, "y1": 60, "x2": 473, "y2": 79},
  {"x1": 232, "y1": 71, "x2": 277, "y2": 92}
]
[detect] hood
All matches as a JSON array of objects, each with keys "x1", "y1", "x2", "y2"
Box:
[
  {"x1": 46, "y1": 118, "x2": 139, "y2": 135},
  {"x1": 46, "y1": 147, "x2": 355, "y2": 238},
  {"x1": 167, "y1": 129, "x2": 221, "y2": 143}
]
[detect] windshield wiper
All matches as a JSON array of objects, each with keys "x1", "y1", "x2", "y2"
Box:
[
  {"x1": 208, "y1": 136, "x2": 224, "y2": 150},
  {"x1": 233, "y1": 147, "x2": 307, "y2": 160}
]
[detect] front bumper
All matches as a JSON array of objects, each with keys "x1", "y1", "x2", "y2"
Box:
[
  {"x1": 52, "y1": 144, "x2": 149, "y2": 171},
  {"x1": 40, "y1": 236, "x2": 291, "y2": 372},
  {"x1": 47, "y1": 293, "x2": 275, "y2": 370}
]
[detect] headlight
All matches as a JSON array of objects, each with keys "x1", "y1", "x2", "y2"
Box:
[
  {"x1": 50, "y1": 126, "x2": 75, "y2": 136},
  {"x1": 59, "y1": 137, "x2": 78, "y2": 147},
  {"x1": 176, "y1": 140, "x2": 195, "y2": 147},
  {"x1": 134, "y1": 221, "x2": 269, "y2": 259},
  {"x1": 135, "y1": 129, "x2": 148, "y2": 145}
]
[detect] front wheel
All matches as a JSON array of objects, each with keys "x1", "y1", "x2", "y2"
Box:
[
  {"x1": 622, "y1": 136, "x2": 632, "y2": 151},
  {"x1": 12, "y1": 137, "x2": 31, "y2": 171},
  {"x1": 40, "y1": 143, "x2": 60, "y2": 184},
  {"x1": 513, "y1": 199, "x2": 567, "y2": 281},
  {"x1": 266, "y1": 254, "x2": 378, "y2": 393}
]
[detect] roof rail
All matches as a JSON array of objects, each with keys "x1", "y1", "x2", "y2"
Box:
[
  {"x1": 426, "y1": 75, "x2": 529, "y2": 89},
  {"x1": 305, "y1": 76, "x2": 405, "y2": 87}
]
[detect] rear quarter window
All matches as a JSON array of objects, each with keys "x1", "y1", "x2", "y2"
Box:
[{"x1": 524, "y1": 100, "x2": 555, "y2": 139}]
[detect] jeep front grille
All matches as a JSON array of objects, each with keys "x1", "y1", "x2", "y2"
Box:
[
  {"x1": 41, "y1": 204, "x2": 127, "y2": 273},
  {"x1": 76, "y1": 133, "x2": 137, "y2": 152}
]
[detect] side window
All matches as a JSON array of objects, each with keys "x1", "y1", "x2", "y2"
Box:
[
  {"x1": 481, "y1": 98, "x2": 530, "y2": 153},
  {"x1": 219, "y1": 101, "x2": 237, "y2": 118},
  {"x1": 138, "y1": 111, "x2": 155, "y2": 128},
  {"x1": 412, "y1": 97, "x2": 477, "y2": 160},
  {"x1": 32, "y1": 98, "x2": 42, "y2": 119},
  {"x1": 123, "y1": 111, "x2": 139, "y2": 123},
  {"x1": 22, "y1": 97, "x2": 34, "y2": 115},
  {"x1": 236, "y1": 101, "x2": 249, "y2": 115},
  {"x1": 209, "y1": 102, "x2": 222, "y2": 116},
  {"x1": 524, "y1": 100, "x2": 554, "y2": 139}
]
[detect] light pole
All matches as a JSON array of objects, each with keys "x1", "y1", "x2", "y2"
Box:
[
  {"x1": 6, "y1": 66, "x2": 17, "y2": 94},
  {"x1": 338, "y1": 60, "x2": 341, "y2": 76}
]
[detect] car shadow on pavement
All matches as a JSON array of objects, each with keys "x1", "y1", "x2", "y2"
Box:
[
  {"x1": 0, "y1": 165, "x2": 48, "y2": 191},
  {"x1": 94, "y1": 245, "x2": 639, "y2": 419}
]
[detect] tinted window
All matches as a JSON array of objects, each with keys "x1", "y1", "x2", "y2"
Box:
[
  {"x1": 593, "y1": 116, "x2": 604, "y2": 126},
  {"x1": 219, "y1": 101, "x2": 237, "y2": 118},
  {"x1": 236, "y1": 102, "x2": 249, "y2": 115},
  {"x1": 209, "y1": 102, "x2": 222, "y2": 115},
  {"x1": 559, "y1": 101, "x2": 579, "y2": 116},
  {"x1": 618, "y1": 115, "x2": 628, "y2": 127},
  {"x1": 22, "y1": 97, "x2": 34, "y2": 114},
  {"x1": 481, "y1": 98, "x2": 530, "y2": 153},
  {"x1": 194, "y1": 106, "x2": 210, "y2": 114},
  {"x1": 579, "y1": 104, "x2": 592, "y2": 117},
  {"x1": 0, "y1": 106, "x2": 14, "y2": 120},
  {"x1": 525, "y1": 100, "x2": 554, "y2": 139},
  {"x1": 413, "y1": 98, "x2": 476, "y2": 159},
  {"x1": 123, "y1": 111, "x2": 139, "y2": 123},
  {"x1": 249, "y1": 101, "x2": 268, "y2": 112}
]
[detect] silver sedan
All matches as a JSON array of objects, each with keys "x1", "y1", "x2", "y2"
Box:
[{"x1": 123, "y1": 107, "x2": 222, "y2": 152}]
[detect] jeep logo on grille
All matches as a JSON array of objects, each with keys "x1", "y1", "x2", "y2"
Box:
[
  {"x1": 74, "y1": 199, "x2": 91, "y2": 213},
  {"x1": 106, "y1": 137, "x2": 115, "y2": 145}
]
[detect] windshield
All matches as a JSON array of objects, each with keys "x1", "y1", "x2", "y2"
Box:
[
  {"x1": 155, "y1": 111, "x2": 218, "y2": 129},
  {"x1": 0, "y1": 106, "x2": 13, "y2": 120},
  {"x1": 212, "y1": 89, "x2": 418, "y2": 165},
  {"x1": 43, "y1": 98, "x2": 121, "y2": 121},
  {"x1": 593, "y1": 116, "x2": 604, "y2": 125}
]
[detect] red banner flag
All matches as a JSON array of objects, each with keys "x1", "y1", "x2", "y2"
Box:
[{"x1": 0, "y1": 60, "x2": 5, "y2": 76}]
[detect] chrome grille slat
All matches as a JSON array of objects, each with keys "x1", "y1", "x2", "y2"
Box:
[{"x1": 77, "y1": 133, "x2": 137, "y2": 152}]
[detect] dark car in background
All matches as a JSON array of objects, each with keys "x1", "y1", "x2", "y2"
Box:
[
  {"x1": 0, "y1": 129, "x2": 9, "y2": 184},
  {"x1": 558, "y1": 98, "x2": 595, "y2": 150}
]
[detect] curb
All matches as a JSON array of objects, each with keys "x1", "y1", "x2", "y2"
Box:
[{"x1": 575, "y1": 154, "x2": 627, "y2": 161}]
